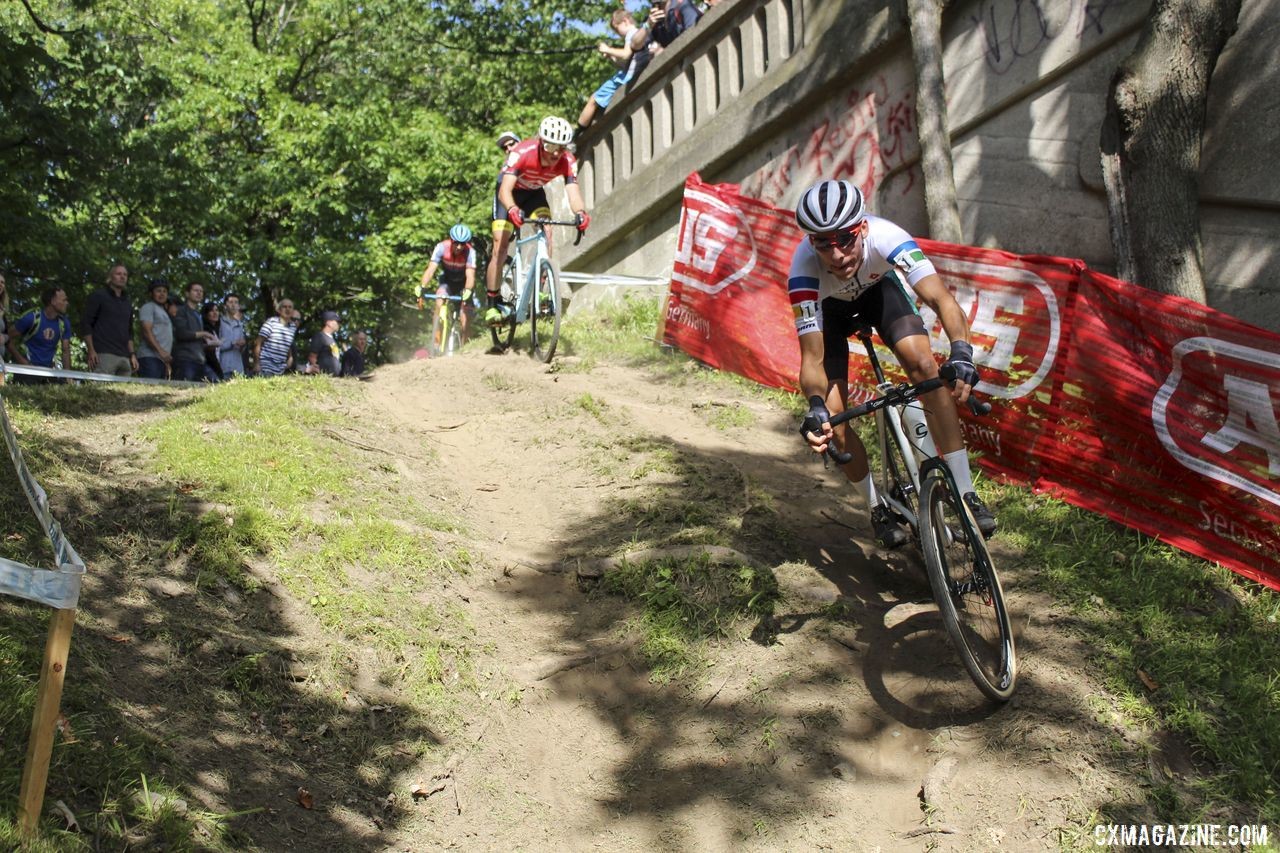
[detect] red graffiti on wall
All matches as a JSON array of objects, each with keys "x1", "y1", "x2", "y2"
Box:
[{"x1": 743, "y1": 76, "x2": 918, "y2": 206}]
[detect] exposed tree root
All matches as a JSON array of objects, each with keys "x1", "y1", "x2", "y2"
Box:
[
  {"x1": 572, "y1": 544, "x2": 764, "y2": 579},
  {"x1": 513, "y1": 635, "x2": 640, "y2": 683}
]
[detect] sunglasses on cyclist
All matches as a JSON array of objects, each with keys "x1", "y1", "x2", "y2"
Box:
[
  {"x1": 809, "y1": 226, "x2": 863, "y2": 252},
  {"x1": 543, "y1": 142, "x2": 566, "y2": 155}
]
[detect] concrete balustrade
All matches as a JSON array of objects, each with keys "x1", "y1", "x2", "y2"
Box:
[{"x1": 560, "y1": 0, "x2": 1280, "y2": 331}]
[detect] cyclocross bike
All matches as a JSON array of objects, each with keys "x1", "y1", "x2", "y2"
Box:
[
  {"x1": 424, "y1": 292, "x2": 470, "y2": 358},
  {"x1": 824, "y1": 327, "x2": 1017, "y2": 702},
  {"x1": 489, "y1": 218, "x2": 580, "y2": 362}
]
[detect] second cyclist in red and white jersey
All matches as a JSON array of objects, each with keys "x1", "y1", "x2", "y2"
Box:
[{"x1": 485, "y1": 116, "x2": 590, "y2": 316}]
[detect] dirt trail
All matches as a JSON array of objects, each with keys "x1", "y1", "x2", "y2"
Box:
[{"x1": 340, "y1": 350, "x2": 1152, "y2": 852}]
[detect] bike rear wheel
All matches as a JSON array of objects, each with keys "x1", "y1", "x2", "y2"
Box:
[
  {"x1": 490, "y1": 260, "x2": 517, "y2": 353},
  {"x1": 919, "y1": 464, "x2": 1017, "y2": 702},
  {"x1": 530, "y1": 259, "x2": 561, "y2": 362}
]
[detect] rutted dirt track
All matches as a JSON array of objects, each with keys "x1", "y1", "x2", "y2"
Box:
[{"x1": 330, "y1": 351, "x2": 1159, "y2": 852}]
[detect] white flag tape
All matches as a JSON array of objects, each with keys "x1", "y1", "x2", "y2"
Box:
[
  {"x1": 0, "y1": 556, "x2": 82, "y2": 610},
  {"x1": 2, "y1": 362, "x2": 202, "y2": 388},
  {"x1": 0, "y1": 359, "x2": 87, "y2": 609},
  {"x1": 561, "y1": 272, "x2": 669, "y2": 288}
]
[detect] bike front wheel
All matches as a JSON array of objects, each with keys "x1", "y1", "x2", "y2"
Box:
[
  {"x1": 919, "y1": 465, "x2": 1017, "y2": 702},
  {"x1": 430, "y1": 305, "x2": 449, "y2": 358},
  {"x1": 445, "y1": 306, "x2": 463, "y2": 355},
  {"x1": 530, "y1": 259, "x2": 561, "y2": 362},
  {"x1": 490, "y1": 260, "x2": 517, "y2": 353}
]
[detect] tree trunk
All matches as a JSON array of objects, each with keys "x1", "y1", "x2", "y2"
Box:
[
  {"x1": 1099, "y1": 0, "x2": 1241, "y2": 303},
  {"x1": 906, "y1": 0, "x2": 962, "y2": 243}
]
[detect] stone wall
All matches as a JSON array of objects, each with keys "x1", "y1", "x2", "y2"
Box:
[{"x1": 563, "y1": 0, "x2": 1280, "y2": 331}]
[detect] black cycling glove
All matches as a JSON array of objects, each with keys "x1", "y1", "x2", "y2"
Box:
[
  {"x1": 945, "y1": 341, "x2": 980, "y2": 388},
  {"x1": 799, "y1": 395, "x2": 831, "y2": 439}
]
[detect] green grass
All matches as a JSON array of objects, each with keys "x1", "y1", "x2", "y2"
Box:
[
  {"x1": 143, "y1": 379, "x2": 475, "y2": 708},
  {"x1": 1, "y1": 386, "x2": 245, "y2": 850},
  {"x1": 0, "y1": 377, "x2": 474, "y2": 849},
  {"x1": 0, "y1": 604, "x2": 246, "y2": 851},
  {"x1": 574, "y1": 392, "x2": 608, "y2": 421},
  {"x1": 560, "y1": 292, "x2": 665, "y2": 365},
  {"x1": 990, "y1": 480, "x2": 1280, "y2": 826},
  {"x1": 573, "y1": 294, "x2": 1280, "y2": 828},
  {"x1": 604, "y1": 554, "x2": 779, "y2": 683},
  {"x1": 700, "y1": 400, "x2": 756, "y2": 431}
]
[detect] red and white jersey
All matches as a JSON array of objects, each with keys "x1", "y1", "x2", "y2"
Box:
[
  {"x1": 431, "y1": 240, "x2": 476, "y2": 272},
  {"x1": 500, "y1": 138, "x2": 578, "y2": 190}
]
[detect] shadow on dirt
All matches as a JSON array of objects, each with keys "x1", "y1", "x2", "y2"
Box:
[
  {"x1": 0, "y1": 385, "x2": 440, "y2": 850},
  {"x1": 487, "y1": 412, "x2": 1126, "y2": 842}
]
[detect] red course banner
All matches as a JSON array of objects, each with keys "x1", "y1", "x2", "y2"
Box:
[{"x1": 664, "y1": 173, "x2": 1280, "y2": 589}]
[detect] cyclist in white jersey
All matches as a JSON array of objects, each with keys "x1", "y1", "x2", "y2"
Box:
[{"x1": 789, "y1": 179, "x2": 996, "y2": 547}]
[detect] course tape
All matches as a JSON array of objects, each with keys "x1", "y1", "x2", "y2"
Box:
[
  {"x1": 560, "y1": 272, "x2": 669, "y2": 287},
  {"x1": 0, "y1": 358, "x2": 87, "y2": 609},
  {"x1": 3, "y1": 362, "x2": 202, "y2": 388}
]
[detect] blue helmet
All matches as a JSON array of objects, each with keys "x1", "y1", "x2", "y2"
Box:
[{"x1": 449, "y1": 224, "x2": 472, "y2": 243}]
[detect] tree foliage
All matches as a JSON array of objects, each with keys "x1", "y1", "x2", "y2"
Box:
[{"x1": 1, "y1": 0, "x2": 614, "y2": 359}]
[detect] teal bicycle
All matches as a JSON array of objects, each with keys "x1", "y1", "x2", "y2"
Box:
[{"x1": 488, "y1": 218, "x2": 578, "y2": 362}]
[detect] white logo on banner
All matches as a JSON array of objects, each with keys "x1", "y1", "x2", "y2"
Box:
[
  {"x1": 1152, "y1": 337, "x2": 1280, "y2": 508},
  {"x1": 918, "y1": 258, "x2": 1061, "y2": 401},
  {"x1": 672, "y1": 188, "x2": 758, "y2": 295}
]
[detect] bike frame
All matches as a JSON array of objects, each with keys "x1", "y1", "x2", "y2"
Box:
[
  {"x1": 501, "y1": 227, "x2": 553, "y2": 325},
  {"x1": 424, "y1": 293, "x2": 467, "y2": 356},
  {"x1": 853, "y1": 328, "x2": 929, "y2": 531},
  {"x1": 825, "y1": 344, "x2": 1014, "y2": 701}
]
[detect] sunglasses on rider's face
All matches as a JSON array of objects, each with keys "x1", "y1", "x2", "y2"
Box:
[
  {"x1": 809, "y1": 226, "x2": 863, "y2": 252},
  {"x1": 543, "y1": 142, "x2": 566, "y2": 155}
]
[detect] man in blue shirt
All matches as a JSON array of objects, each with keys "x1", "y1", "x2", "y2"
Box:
[{"x1": 6, "y1": 286, "x2": 73, "y2": 384}]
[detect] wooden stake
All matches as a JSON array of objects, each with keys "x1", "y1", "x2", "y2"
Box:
[{"x1": 17, "y1": 607, "x2": 77, "y2": 837}]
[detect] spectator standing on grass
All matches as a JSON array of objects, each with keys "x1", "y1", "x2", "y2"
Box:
[
  {"x1": 305, "y1": 311, "x2": 342, "y2": 376},
  {"x1": 648, "y1": 0, "x2": 702, "y2": 52},
  {"x1": 340, "y1": 330, "x2": 368, "y2": 378},
  {"x1": 202, "y1": 302, "x2": 226, "y2": 382},
  {"x1": 0, "y1": 271, "x2": 10, "y2": 352},
  {"x1": 6, "y1": 286, "x2": 73, "y2": 384},
  {"x1": 136, "y1": 280, "x2": 174, "y2": 379},
  {"x1": 254, "y1": 298, "x2": 299, "y2": 377},
  {"x1": 218, "y1": 293, "x2": 247, "y2": 377},
  {"x1": 172, "y1": 282, "x2": 218, "y2": 382},
  {"x1": 576, "y1": 10, "x2": 652, "y2": 135},
  {"x1": 83, "y1": 263, "x2": 137, "y2": 376}
]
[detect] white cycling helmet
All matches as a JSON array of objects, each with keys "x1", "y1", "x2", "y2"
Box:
[
  {"x1": 538, "y1": 116, "x2": 574, "y2": 146},
  {"x1": 795, "y1": 180, "x2": 866, "y2": 234},
  {"x1": 496, "y1": 130, "x2": 520, "y2": 150}
]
